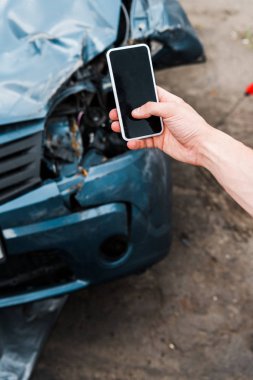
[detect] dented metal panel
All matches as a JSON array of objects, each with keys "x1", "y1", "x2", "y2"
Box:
[
  {"x1": 0, "y1": 0, "x2": 121, "y2": 125},
  {"x1": 0, "y1": 149, "x2": 172, "y2": 307},
  {"x1": 130, "y1": 0, "x2": 204, "y2": 67},
  {"x1": 0, "y1": 297, "x2": 67, "y2": 380},
  {"x1": 131, "y1": 0, "x2": 196, "y2": 39}
]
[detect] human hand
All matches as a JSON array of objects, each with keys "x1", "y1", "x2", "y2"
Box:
[{"x1": 109, "y1": 86, "x2": 213, "y2": 166}]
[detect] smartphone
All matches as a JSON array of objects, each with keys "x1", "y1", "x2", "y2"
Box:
[{"x1": 107, "y1": 44, "x2": 163, "y2": 141}]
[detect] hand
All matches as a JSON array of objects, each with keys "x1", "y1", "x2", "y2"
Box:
[{"x1": 109, "y1": 86, "x2": 213, "y2": 166}]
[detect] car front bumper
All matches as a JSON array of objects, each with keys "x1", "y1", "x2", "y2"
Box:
[{"x1": 0, "y1": 148, "x2": 172, "y2": 308}]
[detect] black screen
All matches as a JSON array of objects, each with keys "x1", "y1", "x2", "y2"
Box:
[{"x1": 109, "y1": 45, "x2": 162, "y2": 139}]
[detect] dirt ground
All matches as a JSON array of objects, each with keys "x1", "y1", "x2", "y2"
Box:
[{"x1": 33, "y1": 1, "x2": 253, "y2": 379}]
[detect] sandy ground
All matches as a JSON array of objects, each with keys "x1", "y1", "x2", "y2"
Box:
[{"x1": 33, "y1": 1, "x2": 253, "y2": 379}]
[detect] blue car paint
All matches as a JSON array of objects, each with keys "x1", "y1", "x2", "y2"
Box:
[
  {"x1": 0, "y1": 281, "x2": 87, "y2": 309},
  {"x1": 0, "y1": 0, "x2": 121, "y2": 125},
  {"x1": 0, "y1": 0, "x2": 204, "y2": 125},
  {"x1": 0, "y1": 148, "x2": 172, "y2": 307},
  {"x1": 0, "y1": 0, "x2": 206, "y2": 307}
]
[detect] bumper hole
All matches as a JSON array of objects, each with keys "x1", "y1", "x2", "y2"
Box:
[{"x1": 100, "y1": 235, "x2": 128, "y2": 263}]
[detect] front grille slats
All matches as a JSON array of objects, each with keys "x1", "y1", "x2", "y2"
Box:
[
  {"x1": 0, "y1": 162, "x2": 35, "y2": 190},
  {"x1": 0, "y1": 251, "x2": 75, "y2": 297},
  {"x1": 0, "y1": 133, "x2": 39, "y2": 159},
  {"x1": 0, "y1": 131, "x2": 42, "y2": 204},
  {"x1": 0, "y1": 148, "x2": 36, "y2": 175},
  {"x1": 0, "y1": 178, "x2": 40, "y2": 204}
]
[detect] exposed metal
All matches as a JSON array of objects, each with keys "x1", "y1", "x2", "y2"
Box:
[{"x1": 0, "y1": 297, "x2": 67, "y2": 380}]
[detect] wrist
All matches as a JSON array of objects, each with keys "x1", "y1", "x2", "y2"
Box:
[{"x1": 196, "y1": 125, "x2": 231, "y2": 170}]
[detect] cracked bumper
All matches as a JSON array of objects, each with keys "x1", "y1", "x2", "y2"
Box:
[{"x1": 0, "y1": 149, "x2": 172, "y2": 307}]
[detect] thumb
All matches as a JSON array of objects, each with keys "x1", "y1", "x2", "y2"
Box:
[{"x1": 132, "y1": 101, "x2": 176, "y2": 119}]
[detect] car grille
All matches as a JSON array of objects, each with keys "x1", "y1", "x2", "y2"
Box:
[
  {"x1": 0, "y1": 132, "x2": 42, "y2": 203},
  {"x1": 0, "y1": 250, "x2": 75, "y2": 297}
]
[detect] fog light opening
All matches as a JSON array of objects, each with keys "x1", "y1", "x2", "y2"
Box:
[{"x1": 100, "y1": 235, "x2": 128, "y2": 263}]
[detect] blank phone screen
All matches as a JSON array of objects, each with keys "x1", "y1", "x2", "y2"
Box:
[{"x1": 109, "y1": 45, "x2": 162, "y2": 139}]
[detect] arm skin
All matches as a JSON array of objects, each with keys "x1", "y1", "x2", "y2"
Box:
[
  {"x1": 199, "y1": 128, "x2": 253, "y2": 216},
  {"x1": 109, "y1": 86, "x2": 253, "y2": 216}
]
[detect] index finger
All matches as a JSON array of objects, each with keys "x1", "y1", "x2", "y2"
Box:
[{"x1": 157, "y1": 86, "x2": 183, "y2": 104}]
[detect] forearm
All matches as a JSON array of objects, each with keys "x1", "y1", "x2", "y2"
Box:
[{"x1": 199, "y1": 127, "x2": 253, "y2": 216}]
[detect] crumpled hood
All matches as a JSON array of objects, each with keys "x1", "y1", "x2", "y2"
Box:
[{"x1": 0, "y1": 0, "x2": 121, "y2": 125}]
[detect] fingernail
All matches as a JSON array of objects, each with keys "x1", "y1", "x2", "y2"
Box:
[{"x1": 132, "y1": 107, "x2": 140, "y2": 116}]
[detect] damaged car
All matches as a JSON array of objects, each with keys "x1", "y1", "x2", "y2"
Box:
[{"x1": 0, "y1": 0, "x2": 204, "y2": 308}]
